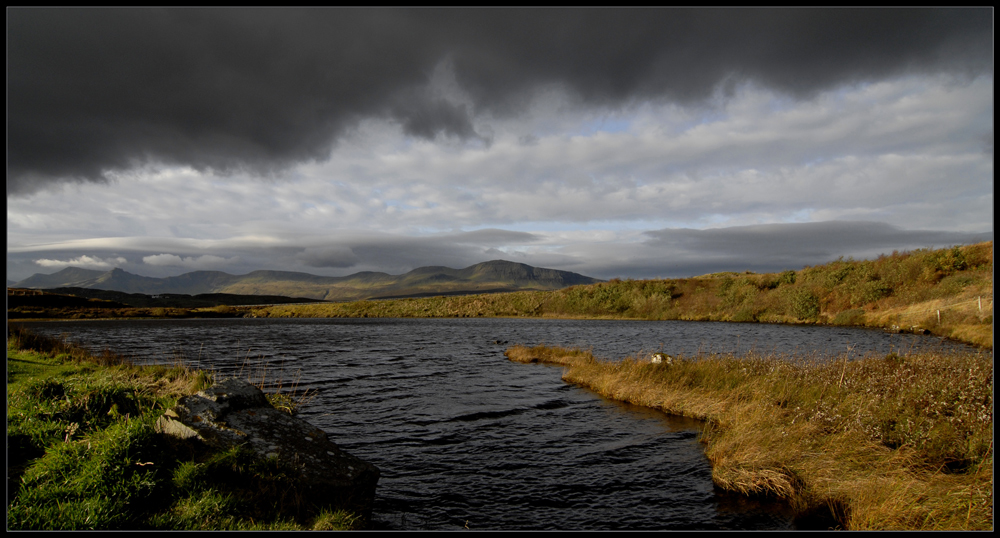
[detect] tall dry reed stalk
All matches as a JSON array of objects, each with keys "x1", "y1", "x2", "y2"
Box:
[
  {"x1": 233, "y1": 348, "x2": 315, "y2": 415},
  {"x1": 505, "y1": 344, "x2": 993, "y2": 530}
]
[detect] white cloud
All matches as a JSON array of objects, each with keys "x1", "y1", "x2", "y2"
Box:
[
  {"x1": 6, "y1": 73, "x2": 992, "y2": 282},
  {"x1": 143, "y1": 253, "x2": 238, "y2": 269},
  {"x1": 34, "y1": 255, "x2": 127, "y2": 270}
]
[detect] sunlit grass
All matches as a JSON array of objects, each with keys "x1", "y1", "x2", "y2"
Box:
[
  {"x1": 7, "y1": 326, "x2": 363, "y2": 530},
  {"x1": 505, "y1": 344, "x2": 993, "y2": 530},
  {"x1": 252, "y1": 242, "x2": 992, "y2": 348}
]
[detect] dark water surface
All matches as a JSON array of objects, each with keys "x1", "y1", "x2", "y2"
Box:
[{"x1": 14, "y1": 318, "x2": 980, "y2": 530}]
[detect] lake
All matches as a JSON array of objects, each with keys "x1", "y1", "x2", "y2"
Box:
[{"x1": 13, "y1": 318, "x2": 981, "y2": 530}]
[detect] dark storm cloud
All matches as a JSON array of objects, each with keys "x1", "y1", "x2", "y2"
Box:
[
  {"x1": 9, "y1": 8, "x2": 441, "y2": 191},
  {"x1": 295, "y1": 246, "x2": 362, "y2": 269},
  {"x1": 448, "y1": 228, "x2": 539, "y2": 245},
  {"x1": 293, "y1": 229, "x2": 539, "y2": 270},
  {"x1": 8, "y1": 8, "x2": 992, "y2": 193},
  {"x1": 390, "y1": 92, "x2": 480, "y2": 141}
]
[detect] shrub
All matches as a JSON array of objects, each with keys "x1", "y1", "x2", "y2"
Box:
[
  {"x1": 825, "y1": 262, "x2": 854, "y2": 287},
  {"x1": 776, "y1": 270, "x2": 797, "y2": 286},
  {"x1": 936, "y1": 274, "x2": 975, "y2": 295},
  {"x1": 731, "y1": 307, "x2": 759, "y2": 322},
  {"x1": 850, "y1": 280, "x2": 893, "y2": 306},
  {"x1": 751, "y1": 274, "x2": 780, "y2": 290},
  {"x1": 922, "y1": 246, "x2": 970, "y2": 282},
  {"x1": 717, "y1": 278, "x2": 758, "y2": 309},
  {"x1": 790, "y1": 289, "x2": 820, "y2": 321}
]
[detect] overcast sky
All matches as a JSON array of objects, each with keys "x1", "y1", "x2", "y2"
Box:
[{"x1": 7, "y1": 8, "x2": 994, "y2": 282}]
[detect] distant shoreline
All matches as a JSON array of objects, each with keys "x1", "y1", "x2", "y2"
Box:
[{"x1": 8, "y1": 242, "x2": 994, "y2": 349}]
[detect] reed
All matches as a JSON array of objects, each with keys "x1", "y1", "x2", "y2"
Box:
[
  {"x1": 503, "y1": 344, "x2": 597, "y2": 366},
  {"x1": 252, "y1": 242, "x2": 992, "y2": 348},
  {"x1": 505, "y1": 344, "x2": 993, "y2": 530},
  {"x1": 234, "y1": 349, "x2": 315, "y2": 415}
]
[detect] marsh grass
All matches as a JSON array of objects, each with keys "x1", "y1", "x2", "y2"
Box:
[
  {"x1": 252, "y1": 242, "x2": 992, "y2": 348},
  {"x1": 7, "y1": 326, "x2": 362, "y2": 530},
  {"x1": 232, "y1": 348, "x2": 316, "y2": 415},
  {"x1": 505, "y1": 344, "x2": 993, "y2": 530},
  {"x1": 503, "y1": 344, "x2": 598, "y2": 366},
  {"x1": 12, "y1": 243, "x2": 991, "y2": 349}
]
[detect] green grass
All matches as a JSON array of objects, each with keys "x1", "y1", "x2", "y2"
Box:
[
  {"x1": 250, "y1": 242, "x2": 993, "y2": 348},
  {"x1": 7, "y1": 326, "x2": 364, "y2": 530},
  {"x1": 505, "y1": 344, "x2": 993, "y2": 530},
  {"x1": 13, "y1": 243, "x2": 992, "y2": 349}
]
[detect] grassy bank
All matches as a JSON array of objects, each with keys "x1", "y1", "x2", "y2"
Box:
[
  {"x1": 6, "y1": 326, "x2": 362, "y2": 530},
  {"x1": 505, "y1": 344, "x2": 993, "y2": 530},
  {"x1": 7, "y1": 302, "x2": 249, "y2": 321},
  {"x1": 249, "y1": 242, "x2": 993, "y2": 348}
]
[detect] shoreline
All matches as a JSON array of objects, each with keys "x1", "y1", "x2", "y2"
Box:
[
  {"x1": 504, "y1": 344, "x2": 993, "y2": 530},
  {"x1": 6, "y1": 327, "x2": 365, "y2": 531},
  {"x1": 11, "y1": 314, "x2": 991, "y2": 352},
  {"x1": 9, "y1": 242, "x2": 994, "y2": 350}
]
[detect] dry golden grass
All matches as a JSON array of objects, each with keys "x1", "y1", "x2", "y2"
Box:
[
  {"x1": 502, "y1": 344, "x2": 597, "y2": 366},
  {"x1": 505, "y1": 344, "x2": 994, "y2": 530},
  {"x1": 250, "y1": 242, "x2": 992, "y2": 350},
  {"x1": 868, "y1": 291, "x2": 993, "y2": 348}
]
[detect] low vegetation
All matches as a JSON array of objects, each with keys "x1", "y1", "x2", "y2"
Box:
[
  {"x1": 505, "y1": 344, "x2": 993, "y2": 530},
  {"x1": 6, "y1": 326, "x2": 361, "y2": 530},
  {"x1": 250, "y1": 242, "x2": 993, "y2": 348}
]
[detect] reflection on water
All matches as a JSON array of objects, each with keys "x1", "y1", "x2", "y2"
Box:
[{"x1": 15, "y1": 318, "x2": 979, "y2": 530}]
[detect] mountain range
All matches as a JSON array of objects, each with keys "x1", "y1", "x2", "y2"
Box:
[{"x1": 11, "y1": 260, "x2": 602, "y2": 301}]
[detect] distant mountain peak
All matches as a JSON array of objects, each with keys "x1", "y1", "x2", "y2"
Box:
[{"x1": 14, "y1": 261, "x2": 601, "y2": 301}]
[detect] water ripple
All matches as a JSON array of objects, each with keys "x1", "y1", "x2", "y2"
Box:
[{"x1": 15, "y1": 317, "x2": 980, "y2": 530}]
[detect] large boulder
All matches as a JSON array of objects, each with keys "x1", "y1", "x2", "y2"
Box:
[{"x1": 155, "y1": 378, "x2": 379, "y2": 520}]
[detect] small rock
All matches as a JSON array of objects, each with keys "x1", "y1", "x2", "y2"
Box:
[{"x1": 651, "y1": 353, "x2": 674, "y2": 365}]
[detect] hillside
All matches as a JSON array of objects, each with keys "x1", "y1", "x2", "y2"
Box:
[
  {"x1": 13, "y1": 260, "x2": 602, "y2": 301},
  {"x1": 8, "y1": 288, "x2": 322, "y2": 310},
  {"x1": 250, "y1": 242, "x2": 993, "y2": 348},
  {"x1": 11, "y1": 245, "x2": 991, "y2": 348}
]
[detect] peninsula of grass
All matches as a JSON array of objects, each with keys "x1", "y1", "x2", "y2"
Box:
[
  {"x1": 6, "y1": 326, "x2": 363, "y2": 531},
  {"x1": 505, "y1": 344, "x2": 993, "y2": 530},
  {"x1": 248, "y1": 242, "x2": 993, "y2": 348}
]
